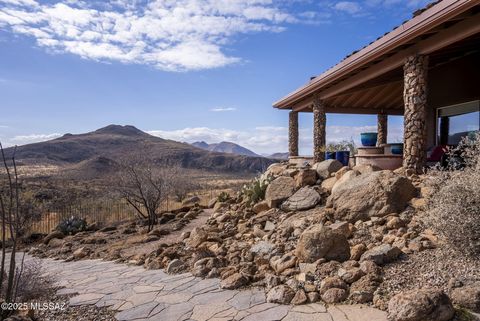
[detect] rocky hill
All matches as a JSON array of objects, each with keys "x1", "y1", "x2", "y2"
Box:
[
  {"x1": 192, "y1": 141, "x2": 259, "y2": 157},
  {"x1": 3, "y1": 125, "x2": 274, "y2": 175}
]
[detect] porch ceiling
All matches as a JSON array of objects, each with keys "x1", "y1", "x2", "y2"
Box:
[{"x1": 274, "y1": 1, "x2": 480, "y2": 113}]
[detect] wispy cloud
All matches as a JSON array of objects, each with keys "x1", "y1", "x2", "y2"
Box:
[
  {"x1": 9, "y1": 133, "x2": 62, "y2": 145},
  {"x1": 209, "y1": 107, "x2": 237, "y2": 112},
  {"x1": 148, "y1": 124, "x2": 403, "y2": 155},
  {"x1": 0, "y1": 0, "x2": 324, "y2": 72},
  {"x1": 333, "y1": 2, "x2": 362, "y2": 15}
]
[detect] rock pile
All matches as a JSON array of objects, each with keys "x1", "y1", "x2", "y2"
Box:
[{"x1": 140, "y1": 160, "x2": 449, "y2": 309}]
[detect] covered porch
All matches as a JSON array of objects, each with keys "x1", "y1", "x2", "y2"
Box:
[{"x1": 274, "y1": 0, "x2": 480, "y2": 174}]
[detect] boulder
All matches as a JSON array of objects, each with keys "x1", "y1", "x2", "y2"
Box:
[
  {"x1": 296, "y1": 225, "x2": 350, "y2": 263},
  {"x1": 321, "y1": 288, "x2": 348, "y2": 303},
  {"x1": 291, "y1": 289, "x2": 308, "y2": 305},
  {"x1": 207, "y1": 198, "x2": 217, "y2": 208},
  {"x1": 281, "y1": 187, "x2": 321, "y2": 211},
  {"x1": 253, "y1": 200, "x2": 270, "y2": 214},
  {"x1": 266, "y1": 285, "x2": 295, "y2": 304},
  {"x1": 331, "y1": 170, "x2": 360, "y2": 194},
  {"x1": 271, "y1": 254, "x2": 297, "y2": 274},
  {"x1": 387, "y1": 289, "x2": 455, "y2": 321},
  {"x1": 451, "y1": 283, "x2": 480, "y2": 312},
  {"x1": 220, "y1": 273, "x2": 248, "y2": 290},
  {"x1": 213, "y1": 202, "x2": 229, "y2": 213},
  {"x1": 312, "y1": 159, "x2": 343, "y2": 179},
  {"x1": 335, "y1": 166, "x2": 350, "y2": 180},
  {"x1": 320, "y1": 276, "x2": 348, "y2": 294},
  {"x1": 185, "y1": 227, "x2": 208, "y2": 248},
  {"x1": 327, "y1": 170, "x2": 417, "y2": 222},
  {"x1": 166, "y1": 259, "x2": 184, "y2": 274},
  {"x1": 350, "y1": 243, "x2": 367, "y2": 261},
  {"x1": 182, "y1": 196, "x2": 201, "y2": 206},
  {"x1": 353, "y1": 164, "x2": 381, "y2": 174},
  {"x1": 265, "y1": 176, "x2": 295, "y2": 208},
  {"x1": 360, "y1": 244, "x2": 402, "y2": 265},
  {"x1": 47, "y1": 238, "x2": 64, "y2": 248},
  {"x1": 294, "y1": 169, "x2": 317, "y2": 188},
  {"x1": 73, "y1": 247, "x2": 90, "y2": 259},
  {"x1": 321, "y1": 177, "x2": 337, "y2": 193},
  {"x1": 43, "y1": 231, "x2": 64, "y2": 245}
]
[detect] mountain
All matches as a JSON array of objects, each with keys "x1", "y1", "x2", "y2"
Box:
[
  {"x1": 268, "y1": 152, "x2": 289, "y2": 160},
  {"x1": 3, "y1": 125, "x2": 274, "y2": 176},
  {"x1": 192, "y1": 141, "x2": 259, "y2": 157}
]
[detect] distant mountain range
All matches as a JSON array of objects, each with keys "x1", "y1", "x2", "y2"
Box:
[
  {"x1": 2, "y1": 125, "x2": 275, "y2": 178},
  {"x1": 267, "y1": 152, "x2": 289, "y2": 160},
  {"x1": 192, "y1": 141, "x2": 259, "y2": 157}
]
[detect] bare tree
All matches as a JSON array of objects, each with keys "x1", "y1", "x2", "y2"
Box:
[
  {"x1": 0, "y1": 143, "x2": 32, "y2": 320},
  {"x1": 116, "y1": 156, "x2": 178, "y2": 231},
  {"x1": 171, "y1": 172, "x2": 198, "y2": 203}
]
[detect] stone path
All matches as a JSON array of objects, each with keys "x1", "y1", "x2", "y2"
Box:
[{"x1": 32, "y1": 255, "x2": 388, "y2": 321}]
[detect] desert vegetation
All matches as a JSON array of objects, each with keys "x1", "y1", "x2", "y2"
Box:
[{"x1": 425, "y1": 132, "x2": 480, "y2": 257}]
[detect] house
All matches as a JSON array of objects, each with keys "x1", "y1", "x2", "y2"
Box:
[{"x1": 273, "y1": 0, "x2": 480, "y2": 174}]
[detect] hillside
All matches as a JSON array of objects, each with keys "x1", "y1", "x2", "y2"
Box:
[
  {"x1": 192, "y1": 141, "x2": 259, "y2": 157},
  {"x1": 3, "y1": 125, "x2": 274, "y2": 176}
]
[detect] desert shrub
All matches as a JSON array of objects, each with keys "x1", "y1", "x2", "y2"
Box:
[
  {"x1": 13, "y1": 258, "x2": 55, "y2": 302},
  {"x1": 0, "y1": 256, "x2": 55, "y2": 305},
  {"x1": 324, "y1": 139, "x2": 357, "y2": 153},
  {"x1": 425, "y1": 132, "x2": 480, "y2": 257},
  {"x1": 241, "y1": 175, "x2": 272, "y2": 206},
  {"x1": 56, "y1": 216, "x2": 87, "y2": 235},
  {"x1": 217, "y1": 191, "x2": 231, "y2": 203}
]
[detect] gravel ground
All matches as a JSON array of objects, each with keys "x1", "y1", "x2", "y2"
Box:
[
  {"x1": 380, "y1": 244, "x2": 480, "y2": 298},
  {"x1": 34, "y1": 293, "x2": 116, "y2": 321}
]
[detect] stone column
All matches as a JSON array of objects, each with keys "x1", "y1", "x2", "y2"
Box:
[
  {"x1": 288, "y1": 111, "x2": 299, "y2": 157},
  {"x1": 377, "y1": 114, "x2": 388, "y2": 146},
  {"x1": 403, "y1": 54, "x2": 428, "y2": 173},
  {"x1": 313, "y1": 95, "x2": 326, "y2": 163}
]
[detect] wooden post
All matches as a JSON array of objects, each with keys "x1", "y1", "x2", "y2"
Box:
[
  {"x1": 403, "y1": 54, "x2": 428, "y2": 174},
  {"x1": 313, "y1": 95, "x2": 326, "y2": 163}
]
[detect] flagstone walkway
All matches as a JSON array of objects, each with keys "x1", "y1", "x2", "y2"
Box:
[{"x1": 32, "y1": 255, "x2": 387, "y2": 321}]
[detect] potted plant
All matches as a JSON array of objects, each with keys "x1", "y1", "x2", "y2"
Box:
[
  {"x1": 323, "y1": 144, "x2": 336, "y2": 160},
  {"x1": 360, "y1": 132, "x2": 378, "y2": 146},
  {"x1": 334, "y1": 139, "x2": 356, "y2": 166}
]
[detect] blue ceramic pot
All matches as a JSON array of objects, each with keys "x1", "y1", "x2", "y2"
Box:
[
  {"x1": 335, "y1": 151, "x2": 350, "y2": 166},
  {"x1": 361, "y1": 132, "x2": 378, "y2": 146},
  {"x1": 325, "y1": 151, "x2": 336, "y2": 160},
  {"x1": 391, "y1": 143, "x2": 403, "y2": 155}
]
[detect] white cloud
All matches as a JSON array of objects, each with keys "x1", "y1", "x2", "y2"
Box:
[
  {"x1": 333, "y1": 2, "x2": 362, "y2": 15},
  {"x1": 8, "y1": 133, "x2": 62, "y2": 145},
  {"x1": 0, "y1": 0, "x2": 320, "y2": 71},
  {"x1": 148, "y1": 123, "x2": 404, "y2": 155},
  {"x1": 209, "y1": 107, "x2": 237, "y2": 112}
]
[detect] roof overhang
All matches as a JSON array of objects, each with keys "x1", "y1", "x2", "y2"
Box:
[{"x1": 273, "y1": 0, "x2": 480, "y2": 112}]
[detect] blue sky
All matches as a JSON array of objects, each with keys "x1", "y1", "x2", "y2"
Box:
[{"x1": 0, "y1": 0, "x2": 430, "y2": 154}]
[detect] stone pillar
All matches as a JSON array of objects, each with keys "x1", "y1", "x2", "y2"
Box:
[
  {"x1": 377, "y1": 114, "x2": 388, "y2": 146},
  {"x1": 403, "y1": 54, "x2": 428, "y2": 173},
  {"x1": 288, "y1": 111, "x2": 299, "y2": 157},
  {"x1": 313, "y1": 95, "x2": 326, "y2": 163}
]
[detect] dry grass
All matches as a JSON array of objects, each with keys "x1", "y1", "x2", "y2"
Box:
[{"x1": 424, "y1": 132, "x2": 480, "y2": 258}]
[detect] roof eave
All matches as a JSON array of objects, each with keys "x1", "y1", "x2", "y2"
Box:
[{"x1": 273, "y1": 0, "x2": 478, "y2": 110}]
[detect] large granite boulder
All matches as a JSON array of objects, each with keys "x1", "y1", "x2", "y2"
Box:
[
  {"x1": 360, "y1": 244, "x2": 402, "y2": 265},
  {"x1": 265, "y1": 176, "x2": 295, "y2": 208},
  {"x1": 296, "y1": 225, "x2": 350, "y2": 263},
  {"x1": 327, "y1": 170, "x2": 417, "y2": 222},
  {"x1": 281, "y1": 186, "x2": 321, "y2": 211},
  {"x1": 312, "y1": 159, "x2": 343, "y2": 179},
  {"x1": 387, "y1": 288, "x2": 454, "y2": 321},
  {"x1": 451, "y1": 283, "x2": 480, "y2": 313}
]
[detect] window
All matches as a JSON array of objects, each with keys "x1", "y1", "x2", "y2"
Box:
[{"x1": 437, "y1": 101, "x2": 480, "y2": 146}]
